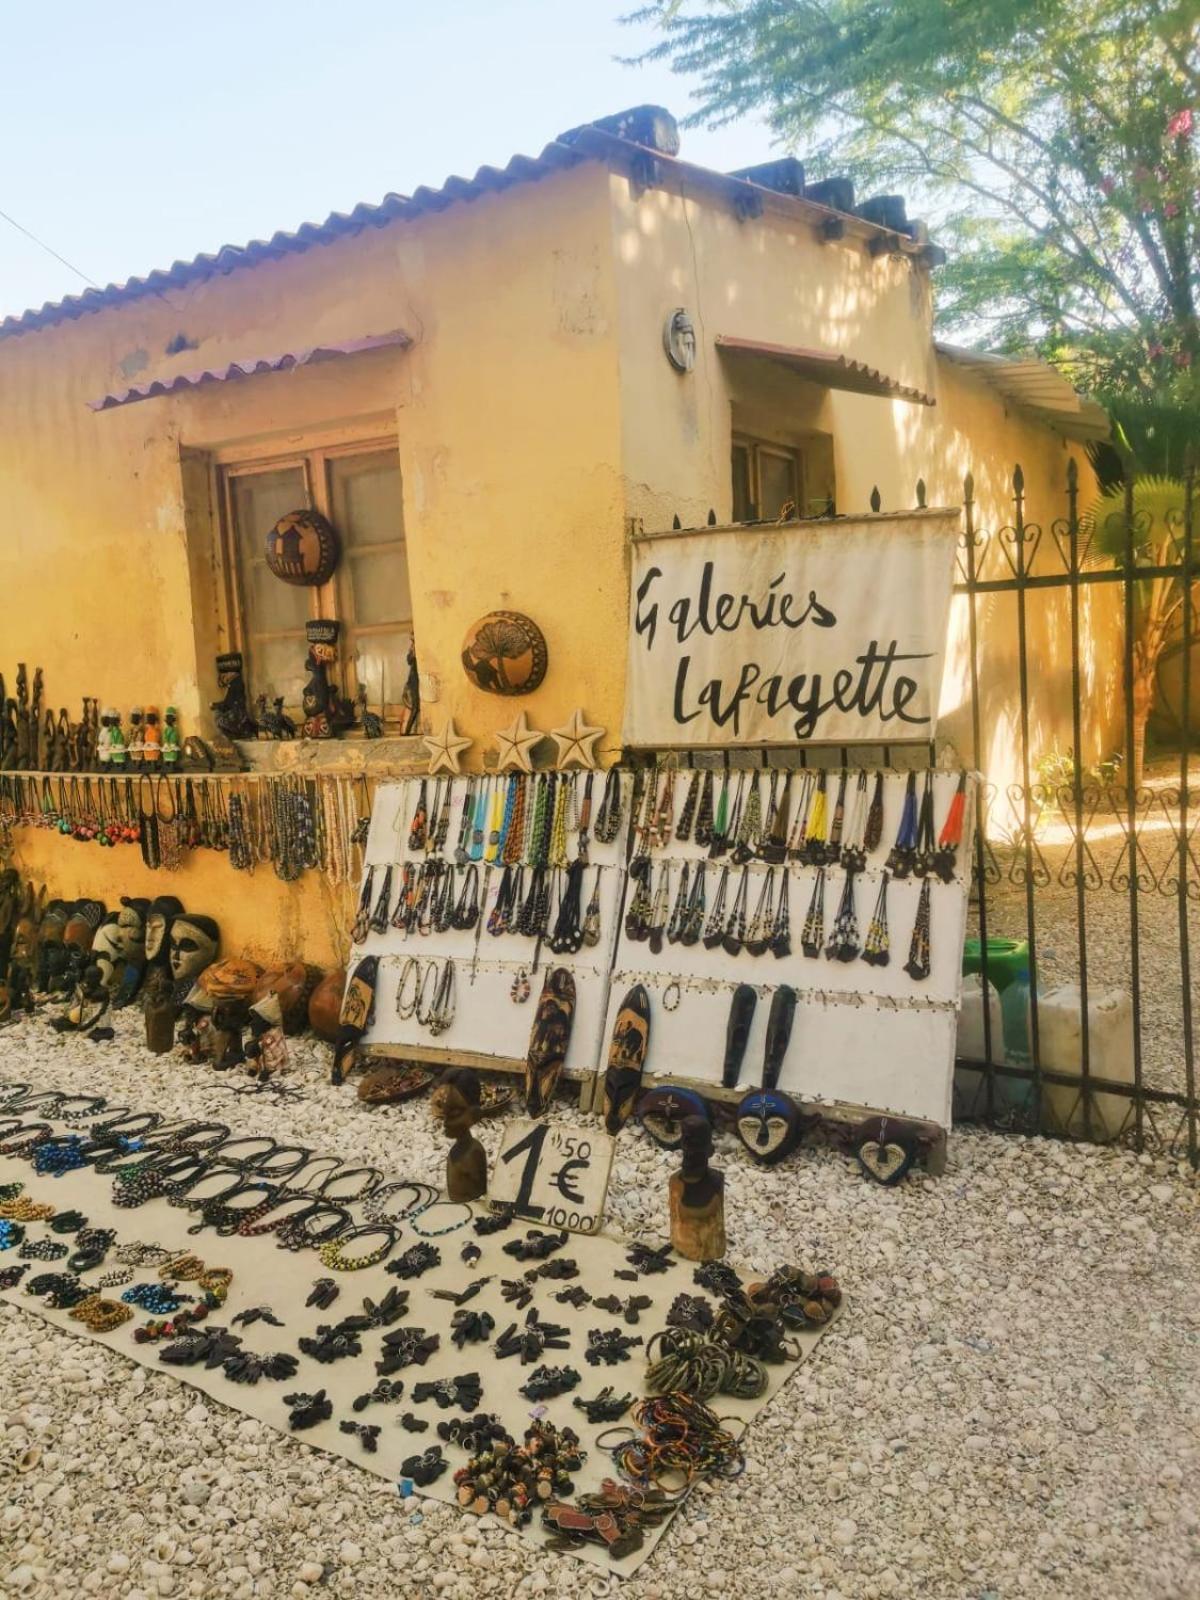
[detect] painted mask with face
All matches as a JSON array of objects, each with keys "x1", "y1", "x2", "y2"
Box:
[
  {"x1": 168, "y1": 914, "x2": 220, "y2": 985},
  {"x1": 90, "y1": 920, "x2": 124, "y2": 991},
  {"x1": 144, "y1": 896, "x2": 185, "y2": 967},
  {"x1": 735, "y1": 1089, "x2": 803, "y2": 1167},
  {"x1": 116, "y1": 898, "x2": 150, "y2": 960}
]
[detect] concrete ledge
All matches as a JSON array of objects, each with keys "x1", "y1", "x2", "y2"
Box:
[{"x1": 234, "y1": 736, "x2": 427, "y2": 776}]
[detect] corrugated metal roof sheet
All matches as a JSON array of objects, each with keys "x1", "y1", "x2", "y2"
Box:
[
  {"x1": 1, "y1": 120, "x2": 932, "y2": 343},
  {"x1": 716, "y1": 335, "x2": 936, "y2": 406},
  {"x1": 86, "y1": 329, "x2": 411, "y2": 411},
  {"x1": 936, "y1": 342, "x2": 1110, "y2": 443}
]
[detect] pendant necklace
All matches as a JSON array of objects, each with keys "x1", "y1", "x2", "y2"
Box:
[
  {"x1": 864, "y1": 772, "x2": 886, "y2": 856},
  {"x1": 933, "y1": 774, "x2": 967, "y2": 882},
  {"x1": 744, "y1": 868, "x2": 776, "y2": 957},
  {"x1": 840, "y1": 771, "x2": 870, "y2": 874},
  {"x1": 862, "y1": 872, "x2": 891, "y2": 967},
  {"x1": 702, "y1": 866, "x2": 730, "y2": 949},
  {"x1": 665, "y1": 861, "x2": 692, "y2": 944},
  {"x1": 805, "y1": 772, "x2": 830, "y2": 866},
  {"x1": 455, "y1": 778, "x2": 476, "y2": 865},
  {"x1": 787, "y1": 771, "x2": 814, "y2": 860},
  {"x1": 801, "y1": 868, "x2": 827, "y2": 958},
  {"x1": 826, "y1": 869, "x2": 861, "y2": 963},
  {"x1": 770, "y1": 869, "x2": 791, "y2": 958},
  {"x1": 679, "y1": 860, "x2": 707, "y2": 947},
  {"x1": 593, "y1": 769, "x2": 622, "y2": 845},
  {"x1": 693, "y1": 769, "x2": 715, "y2": 848},
  {"x1": 722, "y1": 865, "x2": 751, "y2": 956},
  {"x1": 368, "y1": 865, "x2": 394, "y2": 934},
  {"x1": 581, "y1": 868, "x2": 603, "y2": 946},
  {"x1": 675, "y1": 771, "x2": 701, "y2": 843},
  {"x1": 646, "y1": 863, "x2": 672, "y2": 955},
  {"x1": 351, "y1": 867, "x2": 375, "y2": 945},
  {"x1": 905, "y1": 879, "x2": 932, "y2": 980}
]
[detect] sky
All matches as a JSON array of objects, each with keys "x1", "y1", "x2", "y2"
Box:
[{"x1": 0, "y1": 0, "x2": 779, "y2": 320}]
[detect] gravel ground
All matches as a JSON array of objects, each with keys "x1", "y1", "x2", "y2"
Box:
[
  {"x1": 1, "y1": 1012, "x2": 1199, "y2": 1600},
  {"x1": 967, "y1": 756, "x2": 1200, "y2": 1107}
]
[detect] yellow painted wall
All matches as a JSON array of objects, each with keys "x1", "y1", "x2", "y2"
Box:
[
  {"x1": 0, "y1": 154, "x2": 1116, "y2": 962},
  {"x1": 0, "y1": 163, "x2": 626, "y2": 963},
  {"x1": 602, "y1": 169, "x2": 1122, "y2": 784}
]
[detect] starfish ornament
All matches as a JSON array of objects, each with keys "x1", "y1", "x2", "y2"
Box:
[
  {"x1": 423, "y1": 718, "x2": 472, "y2": 776},
  {"x1": 492, "y1": 712, "x2": 543, "y2": 773},
  {"x1": 550, "y1": 708, "x2": 604, "y2": 770}
]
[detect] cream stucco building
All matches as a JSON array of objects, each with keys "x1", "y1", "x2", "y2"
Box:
[{"x1": 0, "y1": 106, "x2": 1116, "y2": 964}]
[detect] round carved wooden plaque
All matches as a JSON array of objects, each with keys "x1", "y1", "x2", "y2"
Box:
[
  {"x1": 460, "y1": 610, "x2": 548, "y2": 696},
  {"x1": 265, "y1": 508, "x2": 341, "y2": 586}
]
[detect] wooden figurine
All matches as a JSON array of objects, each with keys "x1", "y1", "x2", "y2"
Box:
[
  {"x1": 301, "y1": 621, "x2": 354, "y2": 740},
  {"x1": 142, "y1": 707, "x2": 162, "y2": 767},
  {"x1": 356, "y1": 682, "x2": 384, "y2": 739},
  {"x1": 50, "y1": 711, "x2": 70, "y2": 772},
  {"x1": 143, "y1": 967, "x2": 177, "y2": 1054},
  {"x1": 0, "y1": 701, "x2": 16, "y2": 772},
  {"x1": 127, "y1": 707, "x2": 145, "y2": 766},
  {"x1": 439, "y1": 1067, "x2": 487, "y2": 1202},
  {"x1": 208, "y1": 996, "x2": 252, "y2": 1070},
  {"x1": 255, "y1": 694, "x2": 296, "y2": 740},
  {"x1": 211, "y1": 653, "x2": 259, "y2": 739},
  {"x1": 400, "y1": 643, "x2": 420, "y2": 735},
  {"x1": 14, "y1": 665, "x2": 31, "y2": 770},
  {"x1": 161, "y1": 706, "x2": 182, "y2": 767},
  {"x1": 30, "y1": 668, "x2": 43, "y2": 767},
  {"x1": 668, "y1": 1115, "x2": 726, "y2": 1262}
]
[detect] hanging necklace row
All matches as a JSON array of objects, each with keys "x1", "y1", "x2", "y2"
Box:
[
  {"x1": 400, "y1": 770, "x2": 617, "y2": 871},
  {"x1": 0, "y1": 772, "x2": 366, "y2": 884}
]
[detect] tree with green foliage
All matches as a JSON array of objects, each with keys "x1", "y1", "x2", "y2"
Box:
[{"x1": 631, "y1": 0, "x2": 1198, "y2": 410}]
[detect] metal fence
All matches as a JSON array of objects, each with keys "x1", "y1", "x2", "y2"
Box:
[{"x1": 951, "y1": 460, "x2": 1197, "y2": 1163}]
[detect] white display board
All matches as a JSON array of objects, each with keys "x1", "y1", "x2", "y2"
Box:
[
  {"x1": 355, "y1": 773, "x2": 631, "y2": 1079},
  {"x1": 602, "y1": 769, "x2": 974, "y2": 1127},
  {"x1": 350, "y1": 767, "x2": 972, "y2": 1129}
]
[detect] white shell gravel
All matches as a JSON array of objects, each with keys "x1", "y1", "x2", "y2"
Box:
[{"x1": 1, "y1": 1007, "x2": 1198, "y2": 1598}]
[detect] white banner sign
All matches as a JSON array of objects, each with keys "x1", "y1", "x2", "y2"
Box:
[{"x1": 625, "y1": 509, "x2": 960, "y2": 747}]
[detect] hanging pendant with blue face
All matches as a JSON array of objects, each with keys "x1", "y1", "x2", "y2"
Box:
[
  {"x1": 636, "y1": 1086, "x2": 710, "y2": 1149},
  {"x1": 736, "y1": 1089, "x2": 801, "y2": 1165}
]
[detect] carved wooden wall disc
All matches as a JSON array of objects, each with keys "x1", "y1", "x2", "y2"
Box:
[
  {"x1": 266, "y1": 508, "x2": 341, "y2": 586},
  {"x1": 461, "y1": 610, "x2": 548, "y2": 696}
]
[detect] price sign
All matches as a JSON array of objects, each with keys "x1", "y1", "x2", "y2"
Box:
[{"x1": 490, "y1": 1119, "x2": 615, "y2": 1235}]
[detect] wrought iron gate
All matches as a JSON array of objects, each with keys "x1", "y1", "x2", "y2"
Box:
[{"x1": 952, "y1": 461, "x2": 1197, "y2": 1163}]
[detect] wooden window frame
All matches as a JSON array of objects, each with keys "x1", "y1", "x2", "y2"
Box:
[
  {"x1": 215, "y1": 433, "x2": 412, "y2": 727},
  {"x1": 731, "y1": 434, "x2": 807, "y2": 523}
]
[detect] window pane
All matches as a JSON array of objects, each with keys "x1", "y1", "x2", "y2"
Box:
[
  {"x1": 230, "y1": 468, "x2": 310, "y2": 687},
  {"x1": 731, "y1": 444, "x2": 753, "y2": 522},
  {"x1": 759, "y1": 449, "x2": 799, "y2": 519},
  {"x1": 254, "y1": 635, "x2": 309, "y2": 706},
  {"x1": 348, "y1": 548, "x2": 412, "y2": 625},
  {"x1": 351, "y1": 630, "x2": 413, "y2": 709},
  {"x1": 329, "y1": 451, "x2": 405, "y2": 547}
]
